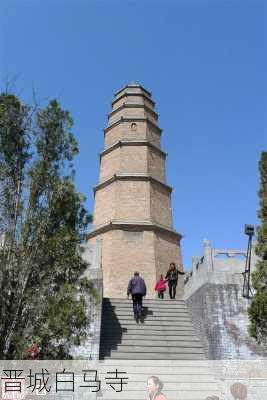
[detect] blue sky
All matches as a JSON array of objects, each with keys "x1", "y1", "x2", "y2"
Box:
[{"x1": 1, "y1": 0, "x2": 266, "y2": 268}]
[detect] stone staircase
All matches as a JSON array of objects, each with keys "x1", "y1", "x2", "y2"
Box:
[
  {"x1": 100, "y1": 298, "x2": 207, "y2": 360},
  {"x1": 97, "y1": 299, "x2": 224, "y2": 399},
  {"x1": 96, "y1": 359, "x2": 224, "y2": 400}
]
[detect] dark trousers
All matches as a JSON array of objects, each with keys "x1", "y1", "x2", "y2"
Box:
[
  {"x1": 132, "y1": 293, "x2": 143, "y2": 317},
  {"x1": 168, "y1": 280, "x2": 177, "y2": 299},
  {"x1": 158, "y1": 291, "x2": 164, "y2": 299}
]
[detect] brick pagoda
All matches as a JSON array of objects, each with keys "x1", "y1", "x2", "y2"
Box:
[{"x1": 87, "y1": 83, "x2": 183, "y2": 298}]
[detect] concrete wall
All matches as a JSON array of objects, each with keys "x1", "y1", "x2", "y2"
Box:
[
  {"x1": 186, "y1": 282, "x2": 267, "y2": 359},
  {"x1": 184, "y1": 240, "x2": 267, "y2": 359}
]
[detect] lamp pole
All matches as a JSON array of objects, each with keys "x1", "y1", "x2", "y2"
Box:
[{"x1": 242, "y1": 224, "x2": 254, "y2": 298}]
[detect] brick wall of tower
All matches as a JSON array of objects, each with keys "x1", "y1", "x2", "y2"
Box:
[
  {"x1": 89, "y1": 229, "x2": 183, "y2": 299},
  {"x1": 150, "y1": 183, "x2": 173, "y2": 227},
  {"x1": 96, "y1": 230, "x2": 157, "y2": 298},
  {"x1": 147, "y1": 149, "x2": 166, "y2": 181},
  {"x1": 114, "y1": 181, "x2": 150, "y2": 221},
  {"x1": 120, "y1": 146, "x2": 148, "y2": 175},
  {"x1": 100, "y1": 146, "x2": 148, "y2": 182},
  {"x1": 105, "y1": 122, "x2": 147, "y2": 147},
  {"x1": 104, "y1": 129, "x2": 121, "y2": 148},
  {"x1": 146, "y1": 126, "x2": 161, "y2": 148},
  {"x1": 108, "y1": 108, "x2": 142, "y2": 125},
  {"x1": 100, "y1": 146, "x2": 165, "y2": 182},
  {"x1": 93, "y1": 184, "x2": 116, "y2": 226},
  {"x1": 99, "y1": 148, "x2": 121, "y2": 182},
  {"x1": 94, "y1": 180, "x2": 173, "y2": 228}
]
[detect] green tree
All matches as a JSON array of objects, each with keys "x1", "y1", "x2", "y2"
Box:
[
  {"x1": 0, "y1": 93, "x2": 97, "y2": 359},
  {"x1": 248, "y1": 152, "x2": 267, "y2": 344}
]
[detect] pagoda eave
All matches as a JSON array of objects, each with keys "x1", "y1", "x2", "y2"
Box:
[
  {"x1": 99, "y1": 140, "x2": 167, "y2": 159},
  {"x1": 87, "y1": 220, "x2": 182, "y2": 240},
  {"x1": 112, "y1": 92, "x2": 155, "y2": 108},
  {"x1": 104, "y1": 117, "x2": 162, "y2": 136},
  {"x1": 93, "y1": 173, "x2": 172, "y2": 194},
  {"x1": 114, "y1": 83, "x2": 152, "y2": 97},
  {"x1": 108, "y1": 103, "x2": 158, "y2": 120}
]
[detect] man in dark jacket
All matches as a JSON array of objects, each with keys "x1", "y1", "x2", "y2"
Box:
[{"x1": 127, "y1": 272, "x2": 147, "y2": 321}]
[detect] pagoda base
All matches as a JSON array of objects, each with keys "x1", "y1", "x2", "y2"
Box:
[{"x1": 88, "y1": 225, "x2": 183, "y2": 298}]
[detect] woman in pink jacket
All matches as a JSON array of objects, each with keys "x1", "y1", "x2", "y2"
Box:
[
  {"x1": 147, "y1": 376, "x2": 167, "y2": 400},
  {"x1": 154, "y1": 275, "x2": 167, "y2": 299}
]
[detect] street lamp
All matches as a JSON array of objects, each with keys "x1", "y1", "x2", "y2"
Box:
[{"x1": 242, "y1": 224, "x2": 254, "y2": 298}]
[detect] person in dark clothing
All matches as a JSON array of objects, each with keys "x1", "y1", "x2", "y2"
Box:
[
  {"x1": 165, "y1": 262, "x2": 185, "y2": 299},
  {"x1": 127, "y1": 272, "x2": 147, "y2": 321}
]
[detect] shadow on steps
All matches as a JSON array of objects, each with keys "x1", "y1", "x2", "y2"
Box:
[{"x1": 100, "y1": 299, "x2": 153, "y2": 358}]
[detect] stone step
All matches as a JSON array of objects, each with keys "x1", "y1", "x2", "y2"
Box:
[
  {"x1": 103, "y1": 309, "x2": 191, "y2": 316},
  {"x1": 101, "y1": 330, "x2": 197, "y2": 337},
  {"x1": 101, "y1": 353, "x2": 206, "y2": 360},
  {"x1": 102, "y1": 312, "x2": 192, "y2": 323},
  {"x1": 100, "y1": 297, "x2": 206, "y2": 361},
  {"x1": 104, "y1": 306, "x2": 189, "y2": 313},
  {"x1": 101, "y1": 334, "x2": 201, "y2": 341},
  {"x1": 104, "y1": 308, "x2": 189, "y2": 314},
  {"x1": 97, "y1": 362, "x2": 216, "y2": 380},
  {"x1": 104, "y1": 302, "x2": 187, "y2": 308},
  {"x1": 101, "y1": 345, "x2": 205, "y2": 354},
  {"x1": 104, "y1": 316, "x2": 189, "y2": 322},
  {"x1": 102, "y1": 319, "x2": 193, "y2": 326},
  {"x1": 98, "y1": 397, "x2": 216, "y2": 400},
  {"x1": 104, "y1": 299, "x2": 187, "y2": 305},
  {"x1": 100, "y1": 325, "x2": 196, "y2": 333},
  {"x1": 97, "y1": 362, "x2": 216, "y2": 373},
  {"x1": 105, "y1": 313, "x2": 192, "y2": 323},
  {"x1": 98, "y1": 381, "x2": 219, "y2": 391},
  {"x1": 106, "y1": 298, "x2": 185, "y2": 302},
  {"x1": 98, "y1": 359, "x2": 210, "y2": 365},
  {"x1": 97, "y1": 396, "x2": 217, "y2": 400},
  {"x1": 103, "y1": 307, "x2": 190, "y2": 314},
  {"x1": 105, "y1": 303, "x2": 186, "y2": 308},
  {"x1": 105, "y1": 307, "x2": 188, "y2": 311},
  {"x1": 96, "y1": 373, "x2": 217, "y2": 382},
  {"x1": 102, "y1": 320, "x2": 195, "y2": 334},
  {"x1": 101, "y1": 339, "x2": 203, "y2": 347},
  {"x1": 97, "y1": 390, "x2": 220, "y2": 400},
  {"x1": 99, "y1": 397, "x2": 219, "y2": 400}
]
